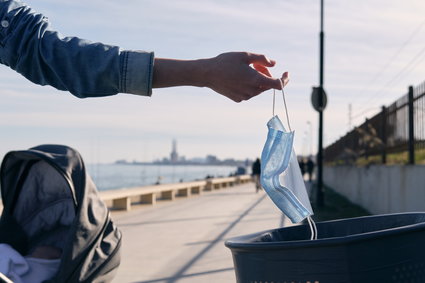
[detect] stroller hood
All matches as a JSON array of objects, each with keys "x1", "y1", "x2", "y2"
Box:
[{"x1": 0, "y1": 144, "x2": 121, "y2": 283}]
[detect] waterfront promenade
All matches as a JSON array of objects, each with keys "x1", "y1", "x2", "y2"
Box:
[{"x1": 111, "y1": 182, "x2": 288, "y2": 283}]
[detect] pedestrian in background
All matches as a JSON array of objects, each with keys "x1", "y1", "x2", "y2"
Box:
[
  {"x1": 299, "y1": 157, "x2": 306, "y2": 180},
  {"x1": 307, "y1": 157, "x2": 315, "y2": 182},
  {"x1": 252, "y1": 158, "x2": 262, "y2": 193}
]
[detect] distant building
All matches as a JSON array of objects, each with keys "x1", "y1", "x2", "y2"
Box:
[
  {"x1": 189, "y1": 157, "x2": 205, "y2": 163},
  {"x1": 170, "y1": 139, "x2": 178, "y2": 163},
  {"x1": 206, "y1": 155, "x2": 218, "y2": 164}
]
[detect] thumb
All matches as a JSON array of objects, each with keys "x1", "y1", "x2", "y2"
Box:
[
  {"x1": 258, "y1": 76, "x2": 282, "y2": 90},
  {"x1": 281, "y1": 71, "x2": 290, "y2": 88},
  {"x1": 259, "y1": 71, "x2": 290, "y2": 90}
]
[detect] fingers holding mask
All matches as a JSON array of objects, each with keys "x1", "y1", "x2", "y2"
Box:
[
  {"x1": 208, "y1": 52, "x2": 289, "y2": 102},
  {"x1": 255, "y1": 70, "x2": 290, "y2": 94}
]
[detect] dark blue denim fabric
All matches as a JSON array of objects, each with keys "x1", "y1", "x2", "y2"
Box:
[{"x1": 0, "y1": 0, "x2": 154, "y2": 98}]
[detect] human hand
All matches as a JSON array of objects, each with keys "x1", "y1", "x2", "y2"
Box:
[
  {"x1": 205, "y1": 52, "x2": 288, "y2": 102},
  {"x1": 152, "y1": 52, "x2": 288, "y2": 102}
]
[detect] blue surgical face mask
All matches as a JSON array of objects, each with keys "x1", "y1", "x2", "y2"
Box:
[{"x1": 260, "y1": 115, "x2": 313, "y2": 223}]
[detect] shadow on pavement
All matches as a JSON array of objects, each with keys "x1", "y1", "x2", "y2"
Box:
[
  {"x1": 134, "y1": 267, "x2": 234, "y2": 283},
  {"x1": 136, "y1": 194, "x2": 267, "y2": 283}
]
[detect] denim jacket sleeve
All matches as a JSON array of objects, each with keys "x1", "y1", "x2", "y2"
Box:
[{"x1": 0, "y1": 0, "x2": 154, "y2": 98}]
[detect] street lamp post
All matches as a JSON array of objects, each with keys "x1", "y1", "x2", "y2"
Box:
[{"x1": 317, "y1": 0, "x2": 325, "y2": 207}]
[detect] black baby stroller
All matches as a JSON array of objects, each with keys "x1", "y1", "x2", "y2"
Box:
[{"x1": 0, "y1": 144, "x2": 122, "y2": 282}]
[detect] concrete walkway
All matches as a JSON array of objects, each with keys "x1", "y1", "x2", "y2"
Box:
[{"x1": 111, "y1": 182, "x2": 287, "y2": 283}]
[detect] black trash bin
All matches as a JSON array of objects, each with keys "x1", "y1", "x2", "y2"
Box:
[{"x1": 225, "y1": 213, "x2": 425, "y2": 283}]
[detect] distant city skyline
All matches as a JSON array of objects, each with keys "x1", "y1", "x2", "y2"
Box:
[
  {"x1": 0, "y1": 0, "x2": 424, "y2": 163},
  {"x1": 115, "y1": 139, "x2": 252, "y2": 166}
]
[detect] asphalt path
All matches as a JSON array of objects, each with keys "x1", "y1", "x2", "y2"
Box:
[{"x1": 112, "y1": 182, "x2": 287, "y2": 283}]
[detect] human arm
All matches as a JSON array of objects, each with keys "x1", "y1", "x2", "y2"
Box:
[
  {"x1": 0, "y1": 0, "x2": 153, "y2": 98},
  {"x1": 0, "y1": 0, "x2": 286, "y2": 101},
  {"x1": 153, "y1": 52, "x2": 287, "y2": 102}
]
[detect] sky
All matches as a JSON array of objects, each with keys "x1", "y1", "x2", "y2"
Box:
[{"x1": 1, "y1": 0, "x2": 424, "y2": 163}]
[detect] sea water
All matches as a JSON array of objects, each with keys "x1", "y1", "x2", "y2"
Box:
[{"x1": 86, "y1": 163, "x2": 240, "y2": 191}]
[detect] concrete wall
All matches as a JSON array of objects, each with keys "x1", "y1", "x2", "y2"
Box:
[{"x1": 324, "y1": 165, "x2": 425, "y2": 214}]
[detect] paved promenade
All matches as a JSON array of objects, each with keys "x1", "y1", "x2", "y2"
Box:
[{"x1": 111, "y1": 182, "x2": 288, "y2": 283}]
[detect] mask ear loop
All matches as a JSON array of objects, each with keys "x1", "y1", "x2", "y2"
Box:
[
  {"x1": 279, "y1": 78, "x2": 292, "y2": 132},
  {"x1": 312, "y1": 217, "x2": 318, "y2": 239},
  {"x1": 273, "y1": 79, "x2": 292, "y2": 131},
  {"x1": 307, "y1": 216, "x2": 318, "y2": 240}
]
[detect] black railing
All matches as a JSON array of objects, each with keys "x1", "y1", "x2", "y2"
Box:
[{"x1": 325, "y1": 81, "x2": 425, "y2": 165}]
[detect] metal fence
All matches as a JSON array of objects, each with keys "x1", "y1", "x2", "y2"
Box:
[{"x1": 324, "y1": 81, "x2": 425, "y2": 165}]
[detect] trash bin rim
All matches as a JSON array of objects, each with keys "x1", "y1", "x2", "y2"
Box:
[{"x1": 225, "y1": 212, "x2": 425, "y2": 251}]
